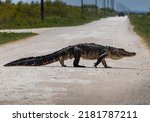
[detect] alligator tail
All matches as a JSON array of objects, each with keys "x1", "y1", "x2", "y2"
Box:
[{"x1": 4, "y1": 46, "x2": 74, "y2": 66}]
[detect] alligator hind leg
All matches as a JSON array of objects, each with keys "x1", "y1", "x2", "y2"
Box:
[
  {"x1": 73, "y1": 47, "x2": 85, "y2": 67},
  {"x1": 60, "y1": 58, "x2": 66, "y2": 67}
]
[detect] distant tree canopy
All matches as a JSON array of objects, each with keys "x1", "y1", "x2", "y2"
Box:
[{"x1": 5, "y1": 0, "x2": 12, "y2": 4}]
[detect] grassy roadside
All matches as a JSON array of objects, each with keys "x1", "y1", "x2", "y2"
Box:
[
  {"x1": 0, "y1": 10, "x2": 116, "y2": 29},
  {"x1": 0, "y1": 1, "x2": 116, "y2": 45},
  {"x1": 0, "y1": 32, "x2": 37, "y2": 45},
  {"x1": 0, "y1": 1, "x2": 116, "y2": 29},
  {"x1": 129, "y1": 14, "x2": 150, "y2": 47}
]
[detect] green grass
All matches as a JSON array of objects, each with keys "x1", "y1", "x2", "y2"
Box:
[
  {"x1": 129, "y1": 14, "x2": 150, "y2": 46},
  {"x1": 19, "y1": 15, "x2": 101, "y2": 28},
  {"x1": 0, "y1": 32, "x2": 37, "y2": 45}
]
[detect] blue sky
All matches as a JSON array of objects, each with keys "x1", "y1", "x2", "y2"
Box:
[{"x1": 4, "y1": 0, "x2": 150, "y2": 12}]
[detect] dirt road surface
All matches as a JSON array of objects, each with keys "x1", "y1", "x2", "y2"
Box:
[{"x1": 0, "y1": 16, "x2": 150, "y2": 105}]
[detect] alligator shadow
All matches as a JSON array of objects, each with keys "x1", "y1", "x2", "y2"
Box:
[
  {"x1": 43, "y1": 65, "x2": 137, "y2": 70},
  {"x1": 106, "y1": 67, "x2": 137, "y2": 70}
]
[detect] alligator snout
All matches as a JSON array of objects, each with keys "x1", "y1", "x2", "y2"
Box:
[
  {"x1": 128, "y1": 52, "x2": 136, "y2": 56},
  {"x1": 119, "y1": 48, "x2": 136, "y2": 57},
  {"x1": 127, "y1": 52, "x2": 136, "y2": 56}
]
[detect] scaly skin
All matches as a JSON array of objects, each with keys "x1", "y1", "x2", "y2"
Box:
[{"x1": 4, "y1": 43, "x2": 136, "y2": 68}]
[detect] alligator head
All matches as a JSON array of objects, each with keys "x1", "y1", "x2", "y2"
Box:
[{"x1": 109, "y1": 48, "x2": 136, "y2": 60}]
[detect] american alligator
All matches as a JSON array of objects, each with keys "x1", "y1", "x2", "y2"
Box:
[{"x1": 4, "y1": 43, "x2": 136, "y2": 68}]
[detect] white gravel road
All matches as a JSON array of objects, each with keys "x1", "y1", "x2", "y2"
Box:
[{"x1": 0, "y1": 16, "x2": 150, "y2": 104}]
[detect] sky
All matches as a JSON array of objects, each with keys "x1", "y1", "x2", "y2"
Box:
[{"x1": 3, "y1": 0, "x2": 150, "y2": 12}]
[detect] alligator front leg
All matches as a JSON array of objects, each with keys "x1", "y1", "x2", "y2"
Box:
[
  {"x1": 102, "y1": 59, "x2": 111, "y2": 68},
  {"x1": 94, "y1": 52, "x2": 108, "y2": 68}
]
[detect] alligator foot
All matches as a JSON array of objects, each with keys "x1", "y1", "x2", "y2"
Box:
[
  {"x1": 62, "y1": 64, "x2": 67, "y2": 67},
  {"x1": 94, "y1": 63, "x2": 98, "y2": 68},
  {"x1": 74, "y1": 65, "x2": 85, "y2": 68},
  {"x1": 105, "y1": 66, "x2": 111, "y2": 68}
]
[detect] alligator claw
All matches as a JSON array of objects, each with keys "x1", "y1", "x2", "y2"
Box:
[{"x1": 94, "y1": 63, "x2": 97, "y2": 68}]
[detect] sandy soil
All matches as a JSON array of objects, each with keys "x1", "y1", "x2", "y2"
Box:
[{"x1": 0, "y1": 16, "x2": 150, "y2": 105}]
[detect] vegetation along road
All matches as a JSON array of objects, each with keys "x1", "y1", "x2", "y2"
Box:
[{"x1": 0, "y1": 16, "x2": 150, "y2": 104}]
